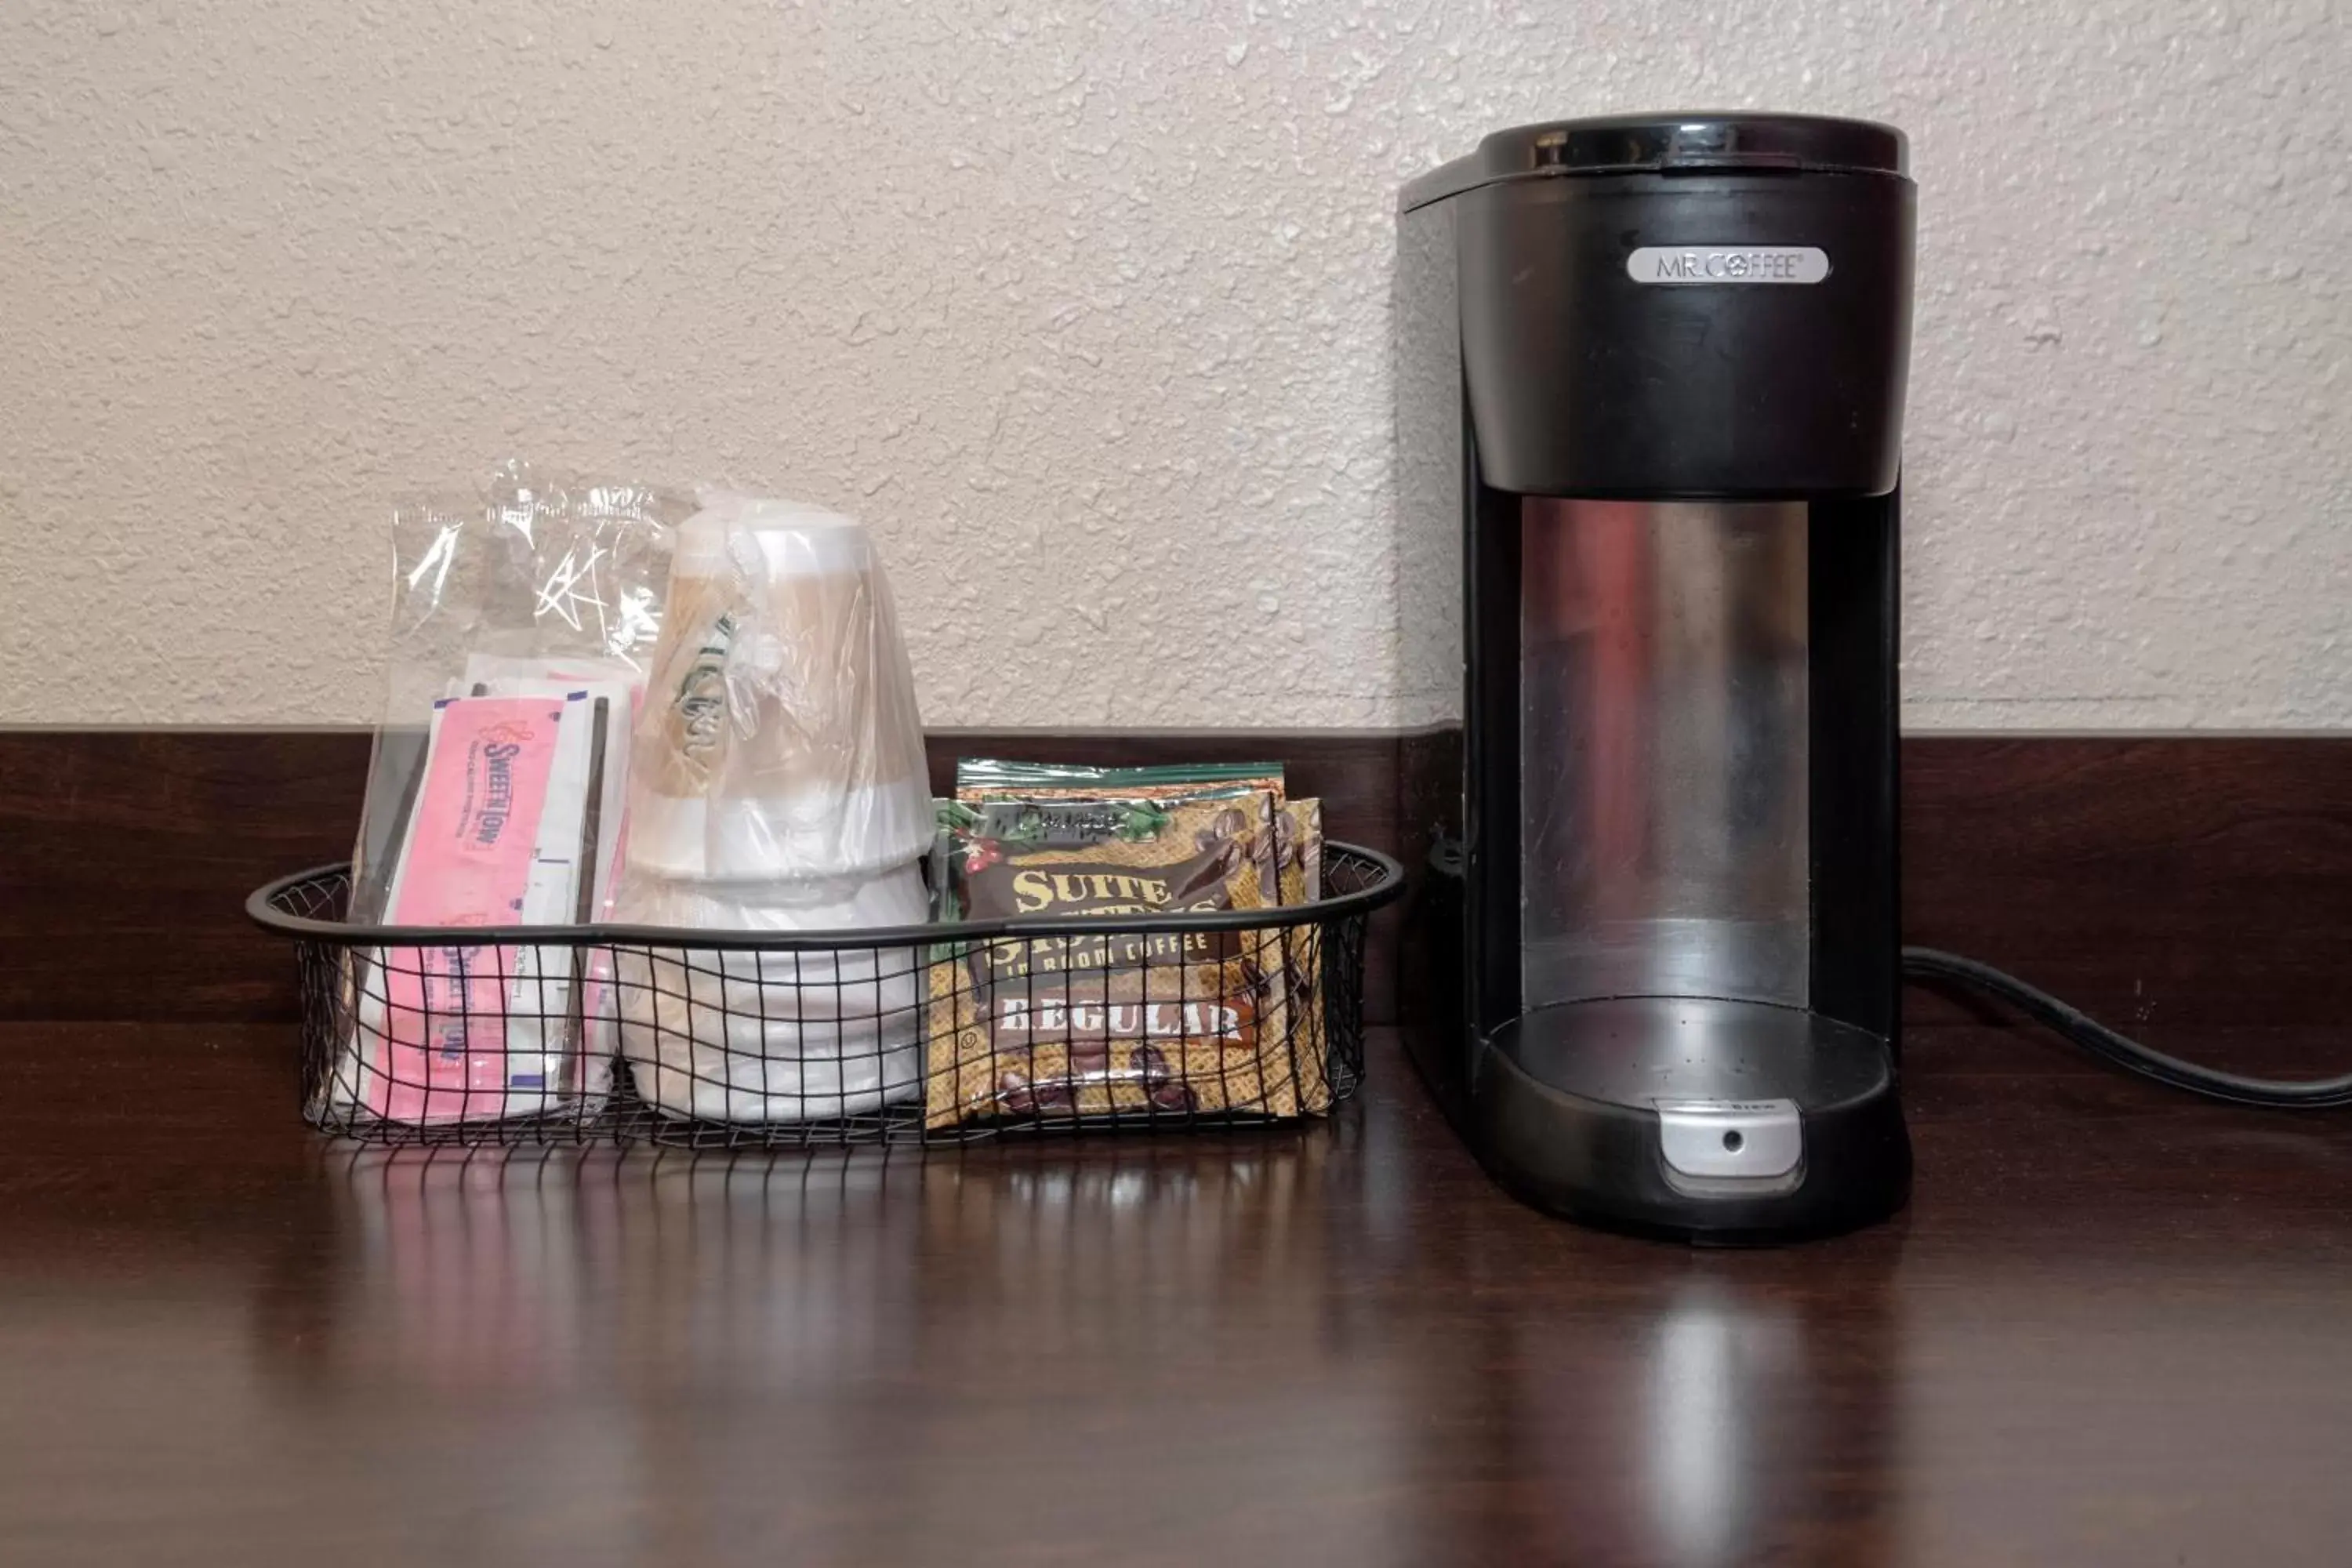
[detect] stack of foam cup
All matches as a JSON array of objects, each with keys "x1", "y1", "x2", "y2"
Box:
[{"x1": 611, "y1": 493, "x2": 934, "y2": 1123}]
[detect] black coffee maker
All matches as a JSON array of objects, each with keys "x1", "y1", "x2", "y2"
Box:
[{"x1": 1396, "y1": 114, "x2": 1915, "y2": 1242}]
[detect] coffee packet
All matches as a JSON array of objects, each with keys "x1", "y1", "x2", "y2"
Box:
[
  {"x1": 955, "y1": 759, "x2": 1284, "y2": 810},
  {"x1": 931, "y1": 760, "x2": 1286, "y2": 922},
  {"x1": 923, "y1": 794, "x2": 1329, "y2": 1128}
]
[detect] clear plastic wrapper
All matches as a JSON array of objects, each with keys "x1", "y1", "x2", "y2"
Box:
[
  {"x1": 328, "y1": 463, "x2": 688, "y2": 1127},
  {"x1": 612, "y1": 493, "x2": 932, "y2": 1123},
  {"x1": 351, "y1": 463, "x2": 684, "y2": 920},
  {"x1": 622, "y1": 492, "x2": 931, "y2": 882}
]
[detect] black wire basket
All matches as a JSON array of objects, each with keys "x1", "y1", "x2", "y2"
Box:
[{"x1": 248, "y1": 842, "x2": 1403, "y2": 1149}]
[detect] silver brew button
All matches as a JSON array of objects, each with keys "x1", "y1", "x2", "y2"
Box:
[{"x1": 1653, "y1": 1098, "x2": 1804, "y2": 1180}]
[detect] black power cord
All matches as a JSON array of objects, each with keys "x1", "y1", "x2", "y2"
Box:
[{"x1": 1903, "y1": 947, "x2": 2352, "y2": 1110}]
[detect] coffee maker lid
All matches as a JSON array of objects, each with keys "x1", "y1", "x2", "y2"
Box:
[{"x1": 1400, "y1": 112, "x2": 1907, "y2": 212}]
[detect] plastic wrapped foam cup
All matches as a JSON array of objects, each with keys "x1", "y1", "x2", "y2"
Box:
[
  {"x1": 612, "y1": 859, "x2": 930, "y2": 1123},
  {"x1": 628, "y1": 495, "x2": 931, "y2": 882}
]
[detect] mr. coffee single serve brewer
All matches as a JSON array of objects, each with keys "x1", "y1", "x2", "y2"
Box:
[{"x1": 1397, "y1": 113, "x2": 1915, "y2": 1242}]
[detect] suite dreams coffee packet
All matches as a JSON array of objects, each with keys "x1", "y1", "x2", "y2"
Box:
[
  {"x1": 940, "y1": 759, "x2": 1318, "y2": 906},
  {"x1": 923, "y1": 789, "x2": 1327, "y2": 1128}
]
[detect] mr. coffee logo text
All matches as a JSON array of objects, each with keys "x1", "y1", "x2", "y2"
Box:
[{"x1": 1627, "y1": 245, "x2": 1831, "y2": 285}]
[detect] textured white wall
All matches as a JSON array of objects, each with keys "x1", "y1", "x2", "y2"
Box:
[{"x1": 2, "y1": 0, "x2": 2345, "y2": 729}]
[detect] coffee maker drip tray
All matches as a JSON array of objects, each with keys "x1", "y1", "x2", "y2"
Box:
[{"x1": 1468, "y1": 998, "x2": 1910, "y2": 1243}]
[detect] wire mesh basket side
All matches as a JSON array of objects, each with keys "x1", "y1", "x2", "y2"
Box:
[
  {"x1": 270, "y1": 845, "x2": 1394, "y2": 1149},
  {"x1": 292, "y1": 875, "x2": 620, "y2": 1147}
]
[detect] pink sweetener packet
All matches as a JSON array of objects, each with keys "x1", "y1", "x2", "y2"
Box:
[
  {"x1": 374, "y1": 695, "x2": 568, "y2": 1123},
  {"x1": 459, "y1": 669, "x2": 644, "y2": 1083}
]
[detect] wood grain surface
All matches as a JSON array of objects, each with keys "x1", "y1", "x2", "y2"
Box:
[
  {"x1": 2, "y1": 1018, "x2": 2348, "y2": 1566},
  {"x1": 4, "y1": 728, "x2": 2349, "y2": 1563}
]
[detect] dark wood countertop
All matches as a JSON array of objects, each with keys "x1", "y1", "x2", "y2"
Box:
[{"x1": 3, "y1": 1018, "x2": 2350, "y2": 1567}]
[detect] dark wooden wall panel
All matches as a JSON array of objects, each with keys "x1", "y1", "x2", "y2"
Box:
[
  {"x1": 1901, "y1": 736, "x2": 2352, "y2": 1033},
  {"x1": 0, "y1": 731, "x2": 372, "y2": 1022},
  {"x1": 2, "y1": 731, "x2": 2347, "y2": 1058}
]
